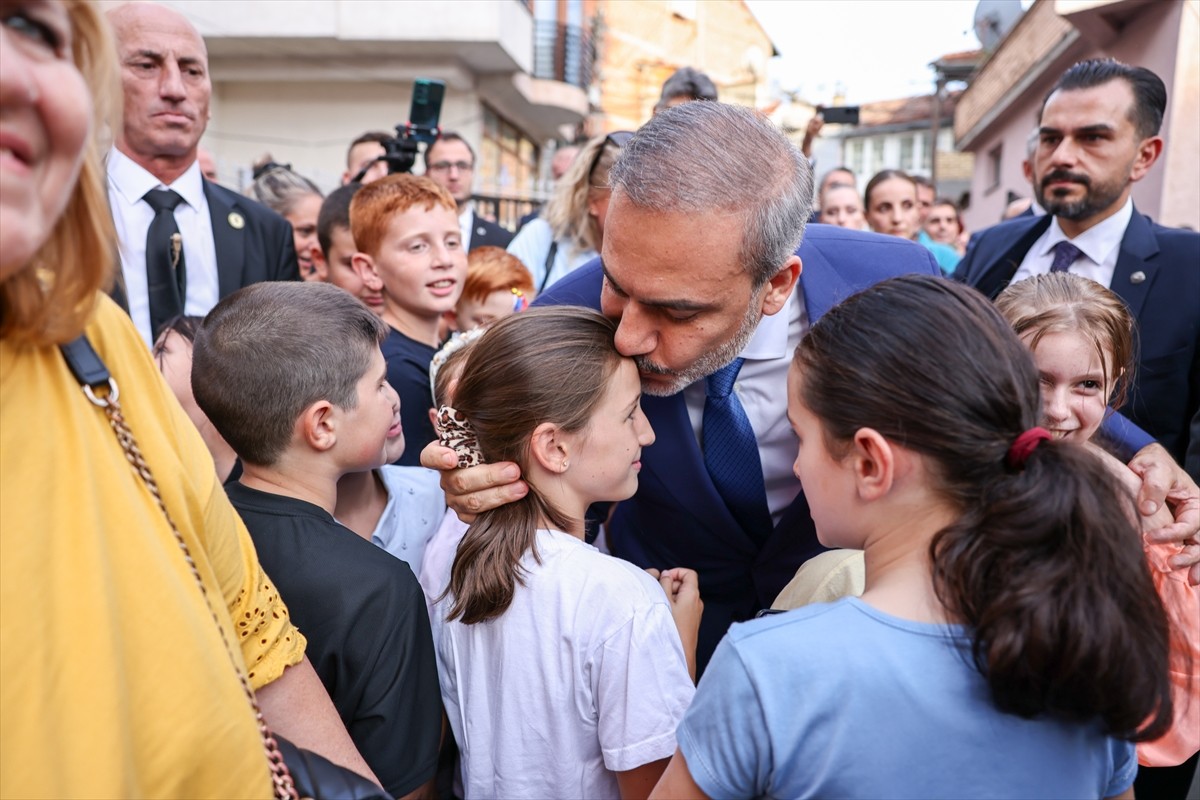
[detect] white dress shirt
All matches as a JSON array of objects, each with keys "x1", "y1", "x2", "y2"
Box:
[
  {"x1": 1012, "y1": 197, "x2": 1133, "y2": 288},
  {"x1": 107, "y1": 148, "x2": 220, "y2": 346},
  {"x1": 683, "y1": 284, "x2": 809, "y2": 524},
  {"x1": 457, "y1": 202, "x2": 475, "y2": 250}
]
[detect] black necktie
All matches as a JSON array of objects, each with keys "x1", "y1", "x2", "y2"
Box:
[{"x1": 143, "y1": 188, "x2": 187, "y2": 341}]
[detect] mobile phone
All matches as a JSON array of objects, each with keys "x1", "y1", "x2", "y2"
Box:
[
  {"x1": 819, "y1": 105, "x2": 860, "y2": 125},
  {"x1": 407, "y1": 78, "x2": 445, "y2": 144}
]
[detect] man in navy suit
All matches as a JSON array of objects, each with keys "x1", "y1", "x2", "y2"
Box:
[
  {"x1": 106, "y1": 3, "x2": 298, "y2": 347},
  {"x1": 955, "y1": 59, "x2": 1200, "y2": 473},
  {"x1": 427, "y1": 101, "x2": 1199, "y2": 669},
  {"x1": 426, "y1": 102, "x2": 941, "y2": 667}
]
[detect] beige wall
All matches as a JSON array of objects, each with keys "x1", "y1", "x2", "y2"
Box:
[
  {"x1": 596, "y1": 0, "x2": 772, "y2": 131},
  {"x1": 202, "y1": 82, "x2": 483, "y2": 192}
]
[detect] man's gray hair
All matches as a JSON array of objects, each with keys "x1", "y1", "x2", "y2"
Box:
[{"x1": 609, "y1": 102, "x2": 814, "y2": 287}]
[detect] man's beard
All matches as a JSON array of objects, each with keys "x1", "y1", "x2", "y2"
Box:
[
  {"x1": 634, "y1": 299, "x2": 764, "y2": 397},
  {"x1": 1037, "y1": 168, "x2": 1128, "y2": 221}
]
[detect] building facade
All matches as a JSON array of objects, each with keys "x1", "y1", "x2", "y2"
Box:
[
  {"x1": 156, "y1": 0, "x2": 589, "y2": 226},
  {"x1": 954, "y1": 0, "x2": 1199, "y2": 231}
]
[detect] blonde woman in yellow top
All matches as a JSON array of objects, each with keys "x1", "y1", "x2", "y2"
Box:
[{"x1": 0, "y1": 1, "x2": 373, "y2": 795}]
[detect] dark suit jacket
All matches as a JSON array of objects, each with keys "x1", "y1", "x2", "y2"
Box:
[
  {"x1": 112, "y1": 177, "x2": 299, "y2": 318},
  {"x1": 953, "y1": 207, "x2": 1200, "y2": 467},
  {"x1": 467, "y1": 211, "x2": 513, "y2": 251},
  {"x1": 203, "y1": 179, "x2": 300, "y2": 295},
  {"x1": 536, "y1": 224, "x2": 942, "y2": 668}
]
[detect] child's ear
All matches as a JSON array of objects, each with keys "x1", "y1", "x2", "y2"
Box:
[
  {"x1": 529, "y1": 421, "x2": 570, "y2": 474},
  {"x1": 309, "y1": 247, "x2": 330, "y2": 282},
  {"x1": 351, "y1": 252, "x2": 383, "y2": 291},
  {"x1": 850, "y1": 427, "x2": 894, "y2": 501},
  {"x1": 297, "y1": 400, "x2": 338, "y2": 452}
]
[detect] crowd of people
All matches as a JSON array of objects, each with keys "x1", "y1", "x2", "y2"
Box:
[{"x1": 2, "y1": 1, "x2": 1199, "y2": 799}]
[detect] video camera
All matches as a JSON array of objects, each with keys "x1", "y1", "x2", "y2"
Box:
[{"x1": 350, "y1": 78, "x2": 446, "y2": 181}]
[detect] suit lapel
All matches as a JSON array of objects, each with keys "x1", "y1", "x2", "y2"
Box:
[
  {"x1": 205, "y1": 180, "x2": 245, "y2": 298},
  {"x1": 976, "y1": 216, "x2": 1052, "y2": 299},
  {"x1": 640, "y1": 391, "x2": 757, "y2": 551},
  {"x1": 1107, "y1": 208, "x2": 1159, "y2": 319}
]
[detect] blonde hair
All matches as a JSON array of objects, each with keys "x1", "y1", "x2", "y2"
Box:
[
  {"x1": 995, "y1": 273, "x2": 1135, "y2": 410},
  {"x1": 542, "y1": 133, "x2": 620, "y2": 259},
  {"x1": 0, "y1": 1, "x2": 120, "y2": 345}
]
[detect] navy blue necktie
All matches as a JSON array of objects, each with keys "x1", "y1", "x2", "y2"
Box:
[
  {"x1": 703, "y1": 358, "x2": 773, "y2": 541},
  {"x1": 1049, "y1": 240, "x2": 1082, "y2": 273},
  {"x1": 143, "y1": 188, "x2": 187, "y2": 341}
]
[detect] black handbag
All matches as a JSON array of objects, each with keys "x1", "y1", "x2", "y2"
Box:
[
  {"x1": 273, "y1": 736, "x2": 390, "y2": 800},
  {"x1": 60, "y1": 335, "x2": 390, "y2": 800}
]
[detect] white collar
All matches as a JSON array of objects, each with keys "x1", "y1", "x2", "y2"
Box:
[
  {"x1": 738, "y1": 281, "x2": 797, "y2": 362},
  {"x1": 1039, "y1": 197, "x2": 1133, "y2": 267},
  {"x1": 457, "y1": 202, "x2": 475, "y2": 223},
  {"x1": 108, "y1": 147, "x2": 206, "y2": 211}
]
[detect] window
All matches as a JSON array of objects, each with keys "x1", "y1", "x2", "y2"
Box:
[
  {"x1": 869, "y1": 139, "x2": 884, "y2": 174},
  {"x1": 987, "y1": 144, "x2": 1002, "y2": 192},
  {"x1": 899, "y1": 135, "x2": 915, "y2": 171},
  {"x1": 478, "y1": 106, "x2": 541, "y2": 225},
  {"x1": 847, "y1": 140, "x2": 864, "y2": 174}
]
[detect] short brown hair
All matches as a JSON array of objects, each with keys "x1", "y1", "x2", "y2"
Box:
[
  {"x1": 192, "y1": 282, "x2": 387, "y2": 466},
  {"x1": 349, "y1": 174, "x2": 456, "y2": 259},
  {"x1": 1, "y1": 0, "x2": 119, "y2": 345},
  {"x1": 995, "y1": 272, "x2": 1136, "y2": 411},
  {"x1": 461, "y1": 247, "x2": 534, "y2": 305}
]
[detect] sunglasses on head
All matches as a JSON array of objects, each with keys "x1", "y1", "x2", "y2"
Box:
[{"x1": 589, "y1": 131, "x2": 635, "y2": 186}]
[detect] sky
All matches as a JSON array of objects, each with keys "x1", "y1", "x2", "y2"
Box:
[{"x1": 744, "y1": 0, "x2": 1020, "y2": 106}]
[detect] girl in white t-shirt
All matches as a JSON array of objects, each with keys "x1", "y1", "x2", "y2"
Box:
[{"x1": 431, "y1": 306, "x2": 700, "y2": 800}]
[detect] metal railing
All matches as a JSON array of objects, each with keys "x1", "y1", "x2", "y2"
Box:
[{"x1": 533, "y1": 20, "x2": 594, "y2": 90}]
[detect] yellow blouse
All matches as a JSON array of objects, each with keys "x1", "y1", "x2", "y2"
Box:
[{"x1": 1, "y1": 296, "x2": 306, "y2": 798}]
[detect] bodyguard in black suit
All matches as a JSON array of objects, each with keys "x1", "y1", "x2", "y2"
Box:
[
  {"x1": 954, "y1": 59, "x2": 1199, "y2": 471},
  {"x1": 106, "y1": 3, "x2": 297, "y2": 346},
  {"x1": 422, "y1": 133, "x2": 513, "y2": 251}
]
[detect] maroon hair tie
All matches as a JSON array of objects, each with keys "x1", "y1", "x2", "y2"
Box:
[{"x1": 1006, "y1": 426, "x2": 1053, "y2": 469}]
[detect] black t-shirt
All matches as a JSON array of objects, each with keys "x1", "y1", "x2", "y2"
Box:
[
  {"x1": 226, "y1": 482, "x2": 440, "y2": 797},
  {"x1": 381, "y1": 327, "x2": 437, "y2": 467}
]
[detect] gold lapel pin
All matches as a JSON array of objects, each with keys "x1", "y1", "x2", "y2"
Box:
[
  {"x1": 228, "y1": 211, "x2": 245, "y2": 230},
  {"x1": 1130, "y1": 271, "x2": 1146, "y2": 284}
]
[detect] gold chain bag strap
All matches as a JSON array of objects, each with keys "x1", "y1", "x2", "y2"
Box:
[{"x1": 59, "y1": 335, "x2": 300, "y2": 800}]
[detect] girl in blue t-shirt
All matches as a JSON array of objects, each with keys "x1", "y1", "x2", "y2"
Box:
[{"x1": 651, "y1": 275, "x2": 1173, "y2": 800}]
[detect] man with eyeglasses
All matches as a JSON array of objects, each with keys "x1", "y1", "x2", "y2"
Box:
[{"x1": 423, "y1": 133, "x2": 513, "y2": 252}]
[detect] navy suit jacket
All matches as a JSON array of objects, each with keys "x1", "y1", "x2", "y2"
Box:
[
  {"x1": 467, "y1": 212, "x2": 513, "y2": 251},
  {"x1": 111, "y1": 178, "x2": 299, "y2": 320},
  {"x1": 954, "y1": 208, "x2": 1200, "y2": 468},
  {"x1": 537, "y1": 224, "x2": 942, "y2": 667}
]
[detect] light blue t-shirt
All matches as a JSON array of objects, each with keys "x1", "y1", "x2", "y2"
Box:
[
  {"x1": 364, "y1": 465, "x2": 444, "y2": 570},
  {"x1": 677, "y1": 598, "x2": 1136, "y2": 800},
  {"x1": 917, "y1": 229, "x2": 961, "y2": 275}
]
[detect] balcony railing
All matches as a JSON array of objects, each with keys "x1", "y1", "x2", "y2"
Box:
[{"x1": 533, "y1": 20, "x2": 594, "y2": 90}]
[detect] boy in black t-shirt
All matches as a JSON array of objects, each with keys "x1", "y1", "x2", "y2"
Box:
[
  {"x1": 348, "y1": 175, "x2": 468, "y2": 466},
  {"x1": 192, "y1": 281, "x2": 441, "y2": 799}
]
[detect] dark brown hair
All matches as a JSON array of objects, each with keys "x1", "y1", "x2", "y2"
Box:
[
  {"x1": 445, "y1": 307, "x2": 621, "y2": 624},
  {"x1": 192, "y1": 282, "x2": 387, "y2": 466},
  {"x1": 794, "y1": 274, "x2": 1172, "y2": 740},
  {"x1": 863, "y1": 168, "x2": 916, "y2": 211}
]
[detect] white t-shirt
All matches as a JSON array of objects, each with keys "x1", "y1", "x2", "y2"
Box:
[{"x1": 432, "y1": 528, "x2": 694, "y2": 799}]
